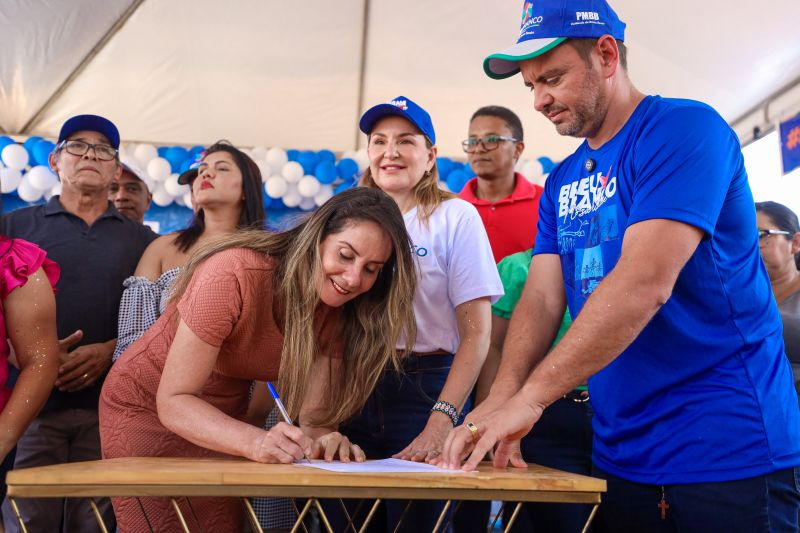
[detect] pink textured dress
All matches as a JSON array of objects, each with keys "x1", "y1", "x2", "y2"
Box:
[
  {"x1": 0, "y1": 237, "x2": 59, "y2": 411},
  {"x1": 99, "y1": 248, "x2": 340, "y2": 533}
]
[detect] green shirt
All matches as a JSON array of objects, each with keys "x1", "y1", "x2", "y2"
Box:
[{"x1": 491, "y1": 249, "x2": 572, "y2": 346}]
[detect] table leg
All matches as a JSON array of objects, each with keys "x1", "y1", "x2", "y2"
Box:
[
  {"x1": 503, "y1": 502, "x2": 523, "y2": 531},
  {"x1": 243, "y1": 498, "x2": 265, "y2": 533},
  {"x1": 8, "y1": 498, "x2": 28, "y2": 533},
  {"x1": 88, "y1": 498, "x2": 110, "y2": 533},
  {"x1": 391, "y1": 500, "x2": 413, "y2": 533},
  {"x1": 135, "y1": 497, "x2": 156, "y2": 532},
  {"x1": 185, "y1": 497, "x2": 204, "y2": 533},
  {"x1": 290, "y1": 499, "x2": 315, "y2": 533},
  {"x1": 442, "y1": 501, "x2": 462, "y2": 533},
  {"x1": 580, "y1": 504, "x2": 600, "y2": 533},
  {"x1": 290, "y1": 499, "x2": 310, "y2": 533},
  {"x1": 314, "y1": 498, "x2": 335, "y2": 533},
  {"x1": 487, "y1": 502, "x2": 506, "y2": 532},
  {"x1": 170, "y1": 498, "x2": 191, "y2": 532},
  {"x1": 359, "y1": 499, "x2": 382, "y2": 533},
  {"x1": 431, "y1": 500, "x2": 452, "y2": 533},
  {"x1": 338, "y1": 498, "x2": 358, "y2": 533}
]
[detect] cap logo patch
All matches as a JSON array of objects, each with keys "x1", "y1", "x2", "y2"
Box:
[
  {"x1": 519, "y1": 2, "x2": 544, "y2": 37},
  {"x1": 389, "y1": 99, "x2": 408, "y2": 110}
]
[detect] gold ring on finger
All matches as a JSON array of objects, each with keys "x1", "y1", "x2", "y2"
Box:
[{"x1": 466, "y1": 422, "x2": 479, "y2": 443}]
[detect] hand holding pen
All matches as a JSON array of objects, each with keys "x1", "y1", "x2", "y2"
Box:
[
  {"x1": 267, "y1": 382, "x2": 366, "y2": 463},
  {"x1": 267, "y1": 382, "x2": 313, "y2": 463}
]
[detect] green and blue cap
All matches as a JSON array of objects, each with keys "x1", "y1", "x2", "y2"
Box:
[{"x1": 484, "y1": 0, "x2": 626, "y2": 80}]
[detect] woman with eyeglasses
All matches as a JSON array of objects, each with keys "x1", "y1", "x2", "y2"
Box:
[
  {"x1": 111, "y1": 141, "x2": 265, "y2": 362},
  {"x1": 345, "y1": 96, "x2": 503, "y2": 532},
  {"x1": 756, "y1": 201, "x2": 800, "y2": 400}
]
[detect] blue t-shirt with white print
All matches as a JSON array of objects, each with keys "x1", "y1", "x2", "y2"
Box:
[{"x1": 533, "y1": 95, "x2": 800, "y2": 484}]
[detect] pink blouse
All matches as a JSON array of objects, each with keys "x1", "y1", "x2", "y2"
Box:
[{"x1": 0, "y1": 237, "x2": 60, "y2": 410}]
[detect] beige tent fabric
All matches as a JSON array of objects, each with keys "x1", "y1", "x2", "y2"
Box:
[{"x1": 1, "y1": 1, "x2": 799, "y2": 159}]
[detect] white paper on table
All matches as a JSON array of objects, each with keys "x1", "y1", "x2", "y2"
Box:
[{"x1": 295, "y1": 458, "x2": 465, "y2": 474}]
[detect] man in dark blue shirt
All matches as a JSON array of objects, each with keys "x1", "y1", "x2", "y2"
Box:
[{"x1": 1, "y1": 114, "x2": 156, "y2": 532}]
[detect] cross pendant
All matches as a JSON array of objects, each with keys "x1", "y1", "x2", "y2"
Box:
[{"x1": 658, "y1": 497, "x2": 669, "y2": 520}]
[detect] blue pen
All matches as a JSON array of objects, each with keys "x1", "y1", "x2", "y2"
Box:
[{"x1": 266, "y1": 382, "x2": 312, "y2": 463}]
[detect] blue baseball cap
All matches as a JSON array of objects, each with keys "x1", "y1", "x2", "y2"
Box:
[
  {"x1": 57, "y1": 114, "x2": 120, "y2": 149},
  {"x1": 484, "y1": 0, "x2": 626, "y2": 80},
  {"x1": 359, "y1": 96, "x2": 436, "y2": 145}
]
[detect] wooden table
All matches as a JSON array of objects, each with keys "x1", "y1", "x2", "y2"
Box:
[{"x1": 6, "y1": 457, "x2": 605, "y2": 532}]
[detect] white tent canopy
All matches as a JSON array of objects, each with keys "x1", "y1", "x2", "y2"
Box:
[{"x1": 1, "y1": 0, "x2": 799, "y2": 160}]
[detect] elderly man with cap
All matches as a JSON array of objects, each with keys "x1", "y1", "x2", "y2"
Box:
[
  {"x1": 1, "y1": 114, "x2": 156, "y2": 532},
  {"x1": 440, "y1": 1, "x2": 800, "y2": 531},
  {"x1": 110, "y1": 159, "x2": 152, "y2": 224}
]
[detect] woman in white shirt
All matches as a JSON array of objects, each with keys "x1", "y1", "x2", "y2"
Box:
[{"x1": 343, "y1": 96, "x2": 503, "y2": 532}]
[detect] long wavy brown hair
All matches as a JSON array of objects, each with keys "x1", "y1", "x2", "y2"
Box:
[{"x1": 171, "y1": 187, "x2": 417, "y2": 426}]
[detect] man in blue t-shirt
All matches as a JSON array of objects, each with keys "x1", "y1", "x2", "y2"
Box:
[{"x1": 440, "y1": 1, "x2": 800, "y2": 531}]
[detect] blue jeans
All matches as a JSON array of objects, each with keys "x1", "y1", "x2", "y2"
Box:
[
  {"x1": 592, "y1": 465, "x2": 800, "y2": 533},
  {"x1": 332, "y1": 354, "x2": 463, "y2": 533}
]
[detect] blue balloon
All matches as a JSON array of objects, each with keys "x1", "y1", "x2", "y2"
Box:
[
  {"x1": 157, "y1": 146, "x2": 169, "y2": 158},
  {"x1": 297, "y1": 151, "x2": 319, "y2": 175},
  {"x1": 446, "y1": 170, "x2": 470, "y2": 194},
  {"x1": 317, "y1": 149, "x2": 336, "y2": 165},
  {"x1": 165, "y1": 146, "x2": 190, "y2": 173},
  {"x1": 0, "y1": 136, "x2": 15, "y2": 153},
  {"x1": 32, "y1": 140, "x2": 56, "y2": 166},
  {"x1": 537, "y1": 156, "x2": 556, "y2": 174},
  {"x1": 287, "y1": 149, "x2": 300, "y2": 162},
  {"x1": 336, "y1": 158, "x2": 359, "y2": 181},
  {"x1": 269, "y1": 197, "x2": 286, "y2": 209},
  {"x1": 436, "y1": 157, "x2": 454, "y2": 177},
  {"x1": 23, "y1": 136, "x2": 43, "y2": 155},
  {"x1": 463, "y1": 163, "x2": 476, "y2": 178},
  {"x1": 334, "y1": 181, "x2": 357, "y2": 195},
  {"x1": 315, "y1": 162, "x2": 338, "y2": 184},
  {"x1": 189, "y1": 145, "x2": 205, "y2": 157}
]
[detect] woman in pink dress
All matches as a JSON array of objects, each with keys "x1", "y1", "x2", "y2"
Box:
[
  {"x1": 0, "y1": 236, "x2": 60, "y2": 506},
  {"x1": 100, "y1": 187, "x2": 418, "y2": 532}
]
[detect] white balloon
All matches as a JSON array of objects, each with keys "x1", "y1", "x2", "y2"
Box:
[
  {"x1": 152, "y1": 186, "x2": 173, "y2": 207},
  {"x1": 341, "y1": 150, "x2": 357, "y2": 161},
  {"x1": 521, "y1": 159, "x2": 544, "y2": 182},
  {"x1": 17, "y1": 176, "x2": 43, "y2": 202},
  {"x1": 0, "y1": 167, "x2": 23, "y2": 193},
  {"x1": 299, "y1": 197, "x2": 316, "y2": 211},
  {"x1": 182, "y1": 190, "x2": 193, "y2": 209},
  {"x1": 250, "y1": 146, "x2": 268, "y2": 161},
  {"x1": 174, "y1": 194, "x2": 186, "y2": 207},
  {"x1": 164, "y1": 173, "x2": 189, "y2": 197},
  {"x1": 354, "y1": 149, "x2": 369, "y2": 172},
  {"x1": 282, "y1": 190, "x2": 302, "y2": 208},
  {"x1": 297, "y1": 175, "x2": 321, "y2": 198},
  {"x1": 2, "y1": 144, "x2": 29, "y2": 170},
  {"x1": 281, "y1": 161, "x2": 304, "y2": 183},
  {"x1": 265, "y1": 176, "x2": 288, "y2": 198},
  {"x1": 266, "y1": 147, "x2": 288, "y2": 169},
  {"x1": 256, "y1": 161, "x2": 271, "y2": 182},
  {"x1": 147, "y1": 157, "x2": 172, "y2": 182},
  {"x1": 134, "y1": 143, "x2": 158, "y2": 165},
  {"x1": 26, "y1": 165, "x2": 59, "y2": 190},
  {"x1": 314, "y1": 185, "x2": 334, "y2": 207}
]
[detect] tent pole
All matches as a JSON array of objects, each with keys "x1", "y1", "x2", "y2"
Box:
[
  {"x1": 354, "y1": 0, "x2": 371, "y2": 150},
  {"x1": 19, "y1": 0, "x2": 147, "y2": 136},
  {"x1": 730, "y1": 74, "x2": 800, "y2": 135}
]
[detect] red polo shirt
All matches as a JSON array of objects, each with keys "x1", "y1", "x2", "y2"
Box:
[{"x1": 459, "y1": 173, "x2": 543, "y2": 263}]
